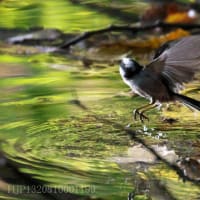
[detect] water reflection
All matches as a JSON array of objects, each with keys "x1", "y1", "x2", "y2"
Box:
[{"x1": 0, "y1": 51, "x2": 200, "y2": 199}]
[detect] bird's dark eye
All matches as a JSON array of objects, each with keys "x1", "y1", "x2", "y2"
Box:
[{"x1": 124, "y1": 68, "x2": 136, "y2": 78}]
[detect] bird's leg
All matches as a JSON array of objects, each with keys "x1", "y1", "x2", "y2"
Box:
[
  {"x1": 139, "y1": 104, "x2": 157, "y2": 123},
  {"x1": 133, "y1": 98, "x2": 155, "y2": 122},
  {"x1": 133, "y1": 104, "x2": 151, "y2": 120}
]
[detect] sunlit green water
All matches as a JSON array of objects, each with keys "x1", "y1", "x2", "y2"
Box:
[
  {"x1": 0, "y1": 53, "x2": 134, "y2": 199},
  {"x1": 0, "y1": 0, "x2": 200, "y2": 200}
]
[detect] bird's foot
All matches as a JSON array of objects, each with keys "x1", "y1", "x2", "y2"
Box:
[
  {"x1": 133, "y1": 109, "x2": 149, "y2": 123},
  {"x1": 139, "y1": 112, "x2": 149, "y2": 123}
]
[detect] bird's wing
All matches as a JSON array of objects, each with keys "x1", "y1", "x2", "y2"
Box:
[{"x1": 146, "y1": 35, "x2": 200, "y2": 92}]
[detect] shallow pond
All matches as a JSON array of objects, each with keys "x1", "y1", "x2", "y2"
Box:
[{"x1": 0, "y1": 0, "x2": 200, "y2": 200}]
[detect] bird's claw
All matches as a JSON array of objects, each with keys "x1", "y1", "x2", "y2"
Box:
[
  {"x1": 133, "y1": 109, "x2": 149, "y2": 123},
  {"x1": 139, "y1": 112, "x2": 149, "y2": 123},
  {"x1": 133, "y1": 109, "x2": 139, "y2": 120}
]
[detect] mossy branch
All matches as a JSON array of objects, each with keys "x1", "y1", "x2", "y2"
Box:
[{"x1": 60, "y1": 21, "x2": 200, "y2": 49}]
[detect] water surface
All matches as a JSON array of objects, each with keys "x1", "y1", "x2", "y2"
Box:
[{"x1": 0, "y1": 0, "x2": 200, "y2": 200}]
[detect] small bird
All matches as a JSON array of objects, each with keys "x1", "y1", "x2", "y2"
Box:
[{"x1": 119, "y1": 35, "x2": 200, "y2": 122}]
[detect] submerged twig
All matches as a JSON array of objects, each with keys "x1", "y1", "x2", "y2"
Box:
[{"x1": 60, "y1": 21, "x2": 200, "y2": 49}]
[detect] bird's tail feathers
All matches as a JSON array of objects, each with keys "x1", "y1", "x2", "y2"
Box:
[{"x1": 174, "y1": 93, "x2": 200, "y2": 111}]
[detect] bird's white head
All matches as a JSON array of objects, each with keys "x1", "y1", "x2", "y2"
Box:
[
  {"x1": 121, "y1": 57, "x2": 134, "y2": 68},
  {"x1": 120, "y1": 57, "x2": 142, "y2": 79}
]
